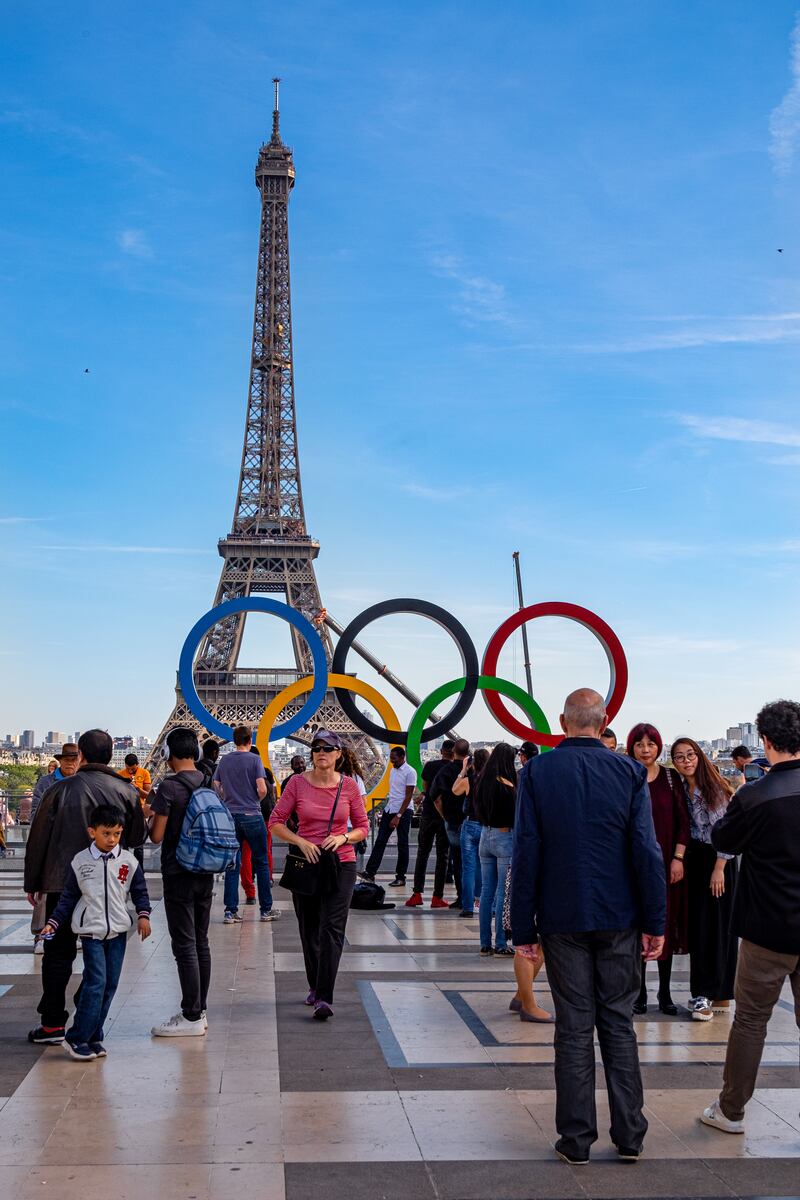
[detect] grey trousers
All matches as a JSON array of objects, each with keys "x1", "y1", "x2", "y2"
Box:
[
  {"x1": 542, "y1": 928, "x2": 647, "y2": 1157},
  {"x1": 720, "y1": 938, "x2": 800, "y2": 1121}
]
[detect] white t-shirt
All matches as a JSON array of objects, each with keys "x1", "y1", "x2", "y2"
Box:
[{"x1": 386, "y1": 761, "x2": 416, "y2": 814}]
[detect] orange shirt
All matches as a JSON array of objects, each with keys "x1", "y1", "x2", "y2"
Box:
[{"x1": 118, "y1": 766, "x2": 152, "y2": 805}]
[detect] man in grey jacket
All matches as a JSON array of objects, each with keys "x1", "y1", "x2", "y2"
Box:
[{"x1": 25, "y1": 729, "x2": 146, "y2": 1044}]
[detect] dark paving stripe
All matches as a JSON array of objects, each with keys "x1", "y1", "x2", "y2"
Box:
[{"x1": 285, "y1": 1161, "x2": 436, "y2": 1200}]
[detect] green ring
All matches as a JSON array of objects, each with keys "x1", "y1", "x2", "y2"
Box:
[{"x1": 406, "y1": 674, "x2": 552, "y2": 780}]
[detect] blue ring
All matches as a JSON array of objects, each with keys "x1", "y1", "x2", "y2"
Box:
[{"x1": 178, "y1": 598, "x2": 328, "y2": 741}]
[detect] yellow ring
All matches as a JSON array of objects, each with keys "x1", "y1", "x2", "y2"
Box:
[{"x1": 256, "y1": 672, "x2": 403, "y2": 813}]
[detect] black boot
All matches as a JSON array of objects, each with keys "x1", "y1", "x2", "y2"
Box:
[{"x1": 657, "y1": 956, "x2": 677, "y2": 1014}]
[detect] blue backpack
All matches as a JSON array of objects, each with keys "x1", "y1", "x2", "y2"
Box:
[{"x1": 176, "y1": 785, "x2": 238, "y2": 874}]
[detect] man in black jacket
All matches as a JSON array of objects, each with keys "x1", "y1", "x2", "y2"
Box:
[
  {"x1": 24, "y1": 728, "x2": 146, "y2": 1044},
  {"x1": 701, "y1": 699, "x2": 800, "y2": 1135}
]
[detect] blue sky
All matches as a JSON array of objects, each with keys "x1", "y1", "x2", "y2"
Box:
[{"x1": 2, "y1": 1, "x2": 800, "y2": 746}]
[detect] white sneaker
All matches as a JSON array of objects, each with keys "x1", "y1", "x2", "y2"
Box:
[
  {"x1": 700, "y1": 1099, "x2": 744, "y2": 1134},
  {"x1": 260, "y1": 909, "x2": 281, "y2": 922},
  {"x1": 151, "y1": 1012, "x2": 207, "y2": 1038},
  {"x1": 33, "y1": 939, "x2": 44, "y2": 956},
  {"x1": 690, "y1": 997, "x2": 713, "y2": 1021}
]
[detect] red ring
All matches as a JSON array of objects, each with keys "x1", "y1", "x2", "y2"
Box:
[{"x1": 481, "y1": 601, "x2": 628, "y2": 747}]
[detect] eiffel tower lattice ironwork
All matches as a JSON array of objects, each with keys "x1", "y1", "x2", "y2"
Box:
[{"x1": 150, "y1": 83, "x2": 385, "y2": 775}]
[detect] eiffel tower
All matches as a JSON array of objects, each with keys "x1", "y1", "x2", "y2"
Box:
[{"x1": 150, "y1": 83, "x2": 385, "y2": 775}]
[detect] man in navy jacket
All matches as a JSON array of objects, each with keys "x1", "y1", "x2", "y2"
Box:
[{"x1": 511, "y1": 688, "x2": 666, "y2": 1165}]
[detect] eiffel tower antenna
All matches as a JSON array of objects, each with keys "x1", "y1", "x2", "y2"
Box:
[{"x1": 150, "y1": 88, "x2": 384, "y2": 773}]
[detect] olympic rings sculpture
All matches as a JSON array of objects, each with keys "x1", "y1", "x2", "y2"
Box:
[{"x1": 178, "y1": 596, "x2": 628, "y2": 772}]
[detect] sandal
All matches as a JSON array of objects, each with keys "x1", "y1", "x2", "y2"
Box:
[{"x1": 494, "y1": 946, "x2": 514, "y2": 956}]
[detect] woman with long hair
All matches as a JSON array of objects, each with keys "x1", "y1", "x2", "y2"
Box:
[
  {"x1": 475, "y1": 742, "x2": 517, "y2": 957},
  {"x1": 670, "y1": 737, "x2": 738, "y2": 1022},
  {"x1": 627, "y1": 724, "x2": 689, "y2": 1015},
  {"x1": 269, "y1": 730, "x2": 368, "y2": 1021},
  {"x1": 452, "y1": 746, "x2": 489, "y2": 916}
]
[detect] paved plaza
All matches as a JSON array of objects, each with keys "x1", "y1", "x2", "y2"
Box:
[{"x1": 1, "y1": 858, "x2": 799, "y2": 1200}]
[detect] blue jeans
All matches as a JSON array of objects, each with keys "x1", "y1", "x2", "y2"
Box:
[
  {"x1": 479, "y1": 827, "x2": 513, "y2": 950},
  {"x1": 224, "y1": 812, "x2": 273, "y2": 914},
  {"x1": 67, "y1": 934, "x2": 127, "y2": 1046},
  {"x1": 459, "y1": 819, "x2": 483, "y2": 911}
]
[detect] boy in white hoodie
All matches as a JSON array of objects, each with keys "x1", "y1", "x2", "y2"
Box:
[{"x1": 42, "y1": 804, "x2": 151, "y2": 1060}]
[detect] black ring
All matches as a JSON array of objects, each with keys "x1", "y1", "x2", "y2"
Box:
[{"x1": 331, "y1": 598, "x2": 480, "y2": 744}]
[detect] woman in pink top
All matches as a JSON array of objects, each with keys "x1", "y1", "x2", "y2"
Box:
[{"x1": 269, "y1": 729, "x2": 368, "y2": 1020}]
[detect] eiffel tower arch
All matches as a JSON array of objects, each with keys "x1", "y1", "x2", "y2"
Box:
[{"x1": 149, "y1": 84, "x2": 385, "y2": 778}]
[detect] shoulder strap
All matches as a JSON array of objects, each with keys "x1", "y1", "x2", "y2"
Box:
[{"x1": 326, "y1": 777, "x2": 345, "y2": 835}]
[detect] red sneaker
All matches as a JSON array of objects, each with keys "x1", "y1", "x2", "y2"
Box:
[
  {"x1": 430, "y1": 896, "x2": 449, "y2": 909},
  {"x1": 405, "y1": 892, "x2": 423, "y2": 907}
]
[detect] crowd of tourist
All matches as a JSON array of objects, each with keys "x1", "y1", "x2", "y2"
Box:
[{"x1": 17, "y1": 693, "x2": 800, "y2": 1164}]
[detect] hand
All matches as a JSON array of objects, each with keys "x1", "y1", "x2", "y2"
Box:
[
  {"x1": 669, "y1": 859, "x2": 684, "y2": 885},
  {"x1": 297, "y1": 838, "x2": 321, "y2": 863},
  {"x1": 321, "y1": 833, "x2": 347, "y2": 852},
  {"x1": 642, "y1": 933, "x2": 665, "y2": 960},
  {"x1": 390, "y1": 815, "x2": 400, "y2": 829},
  {"x1": 26, "y1": 892, "x2": 38, "y2": 907},
  {"x1": 516, "y1": 944, "x2": 541, "y2": 963},
  {"x1": 710, "y1": 865, "x2": 726, "y2": 897},
  {"x1": 138, "y1": 917, "x2": 152, "y2": 941},
  {"x1": 40, "y1": 923, "x2": 55, "y2": 939}
]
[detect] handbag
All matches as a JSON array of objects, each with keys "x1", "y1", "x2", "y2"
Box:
[{"x1": 279, "y1": 778, "x2": 344, "y2": 897}]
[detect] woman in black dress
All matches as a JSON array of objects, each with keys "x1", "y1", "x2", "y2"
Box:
[
  {"x1": 671, "y1": 737, "x2": 738, "y2": 1022},
  {"x1": 627, "y1": 723, "x2": 689, "y2": 1015}
]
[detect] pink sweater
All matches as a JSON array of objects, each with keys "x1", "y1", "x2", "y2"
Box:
[{"x1": 269, "y1": 774, "x2": 368, "y2": 863}]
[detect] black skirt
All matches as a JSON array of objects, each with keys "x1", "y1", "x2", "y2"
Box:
[{"x1": 685, "y1": 839, "x2": 738, "y2": 1000}]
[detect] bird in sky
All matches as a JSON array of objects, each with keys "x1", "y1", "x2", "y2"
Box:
[
  {"x1": 777, "y1": 248, "x2": 783, "y2": 253},
  {"x1": 84, "y1": 368, "x2": 89, "y2": 373}
]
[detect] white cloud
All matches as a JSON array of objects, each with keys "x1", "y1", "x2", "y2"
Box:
[
  {"x1": 573, "y1": 312, "x2": 800, "y2": 354},
  {"x1": 770, "y1": 15, "x2": 800, "y2": 175},
  {"x1": 117, "y1": 228, "x2": 153, "y2": 259},
  {"x1": 401, "y1": 481, "x2": 467, "y2": 502},
  {"x1": 431, "y1": 253, "x2": 511, "y2": 327},
  {"x1": 675, "y1": 413, "x2": 800, "y2": 448}
]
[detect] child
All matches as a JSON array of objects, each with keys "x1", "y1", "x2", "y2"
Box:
[{"x1": 40, "y1": 803, "x2": 151, "y2": 1060}]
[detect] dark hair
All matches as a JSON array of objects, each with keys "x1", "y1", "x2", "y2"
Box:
[
  {"x1": 78, "y1": 729, "x2": 113, "y2": 765},
  {"x1": 474, "y1": 742, "x2": 517, "y2": 825},
  {"x1": 389, "y1": 746, "x2": 406, "y2": 760},
  {"x1": 202, "y1": 738, "x2": 220, "y2": 763},
  {"x1": 124, "y1": 753, "x2": 139, "y2": 767},
  {"x1": 757, "y1": 699, "x2": 800, "y2": 754},
  {"x1": 670, "y1": 737, "x2": 734, "y2": 809},
  {"x1": 519, "y1": 741, "x2": 539, "y2": 759},
  {"x1": 166, "y1": 727, "x2": 199, "y2": 761},
  {"x1": 232, "y1": 725, "x2": 252, "y2": 747},
  {"x1": 730, "y1": 745, "x2": 751, "y2": 760},
  {"x1": 626, "y1": 723, "x2": 663, "y2": 757},
  {"x1": 601, "y1": 727, "x2": 616, "y2": 740},
  {"x1": 473, "y1": 747, "x2": 490, "y2": 776},
  {"x1": 88, "y1": 804, "x2": 124, "y2": 829},
  {"x1": 441, "y1": 739, "x2": 455, "y2": 754},
  {"x1": 453, "y1": 737, "x2": 470, "y2": 757}
]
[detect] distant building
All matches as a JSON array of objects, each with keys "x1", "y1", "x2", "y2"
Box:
[{"x1": 20, "y1": 730, "x2": 36, "y2": 750}]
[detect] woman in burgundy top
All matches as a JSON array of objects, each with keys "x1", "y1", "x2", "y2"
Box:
[
  {"x1": 269, "y1": 729, "x2": 368, "y2": 1021},
  {"x1": 627, "y1": 723, "x2": 690, "y2": 1016}
]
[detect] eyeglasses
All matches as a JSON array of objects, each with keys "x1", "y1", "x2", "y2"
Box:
[
  {"x1": 672, "y1": 752, "x2": 697, "y2": 764},
  {"x1": 311, "y1": 744, "x2": 336, "y2": 754}
]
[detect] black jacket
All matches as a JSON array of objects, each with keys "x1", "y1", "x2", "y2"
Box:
[
  {"x1": 712, "y1": 759, "x2": 800, "y2": 954},
  {"x1": 24, "y1": 765, "x2": 146, "y2": 894}
]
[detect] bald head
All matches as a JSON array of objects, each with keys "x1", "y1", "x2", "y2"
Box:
[{"x1": 560, "y1": 688, "x2": 607, "y2": 737}]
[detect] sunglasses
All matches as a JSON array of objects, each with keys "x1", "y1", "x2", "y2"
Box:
[{"x1": 311, "y1": 744, "x2": 336, "y2": 754}]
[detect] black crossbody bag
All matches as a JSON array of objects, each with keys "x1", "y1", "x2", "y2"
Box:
[{"x1": 279, "y1": 778, "x2": 344, "y2": 897}]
